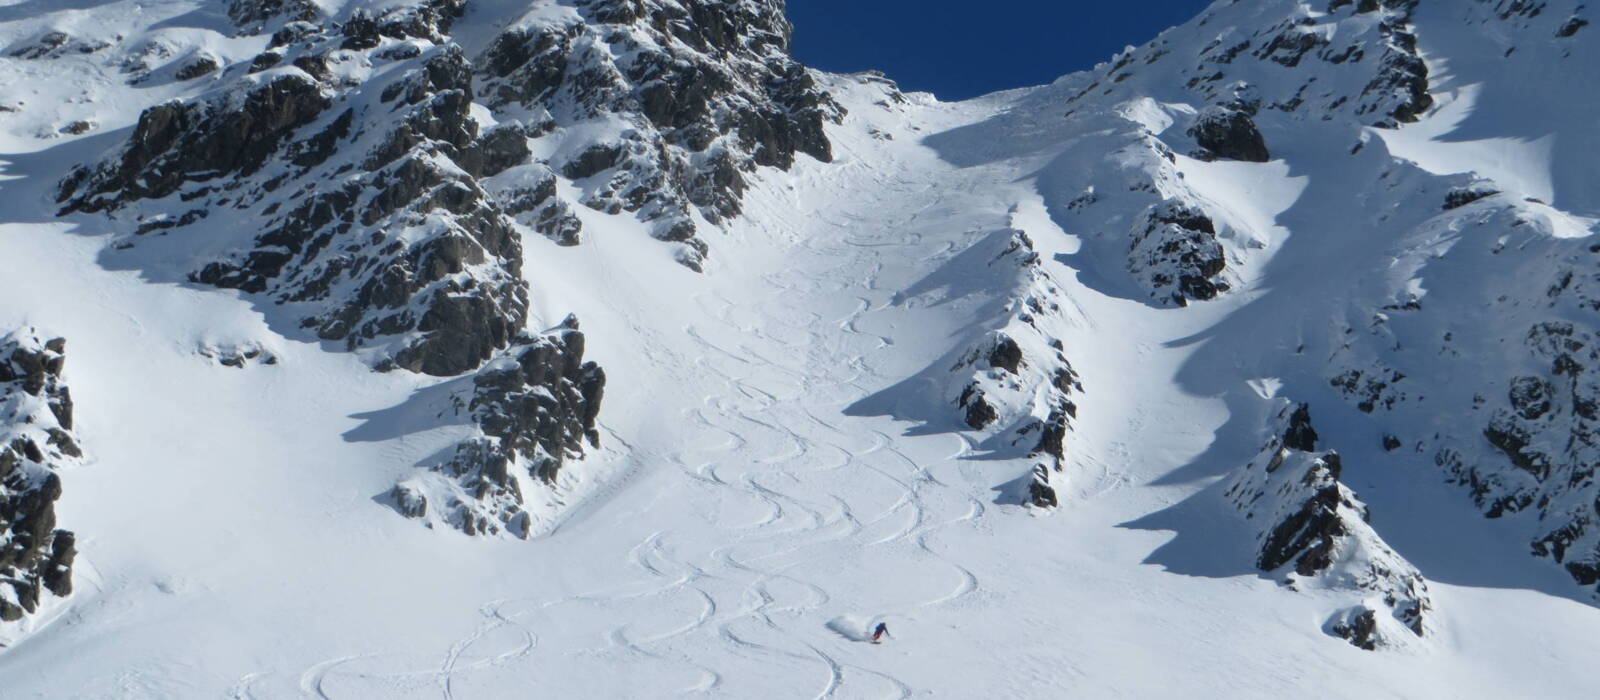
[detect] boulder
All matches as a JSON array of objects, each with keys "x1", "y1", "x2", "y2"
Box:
[{"x1": 1189, "y1": 106, "x2": 1270, "y2": 162}]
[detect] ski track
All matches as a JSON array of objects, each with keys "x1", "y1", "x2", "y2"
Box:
[{"x1": 271, "y1": 131, "x2": 1007, "y2": 698}]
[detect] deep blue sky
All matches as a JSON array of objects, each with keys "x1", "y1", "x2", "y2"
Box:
[{"x1": 785, "y1": 1, "x2": 1214, "y2": 100}]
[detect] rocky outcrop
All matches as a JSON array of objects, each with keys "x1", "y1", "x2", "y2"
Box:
[
  {"x1": 227, "y1": 0, "x2": 322, "y2": 33},
  {"x1": 6, "y1": 31, "x2": 112, "y2": 61},
  {"x1": 1442, "y1": 184, "x2": 1500, "y2": 210},
  {"x1": 0, "y1": 330, "x2": 80, "y2": 639},
  {"x1": 1128, "y1": 201, "x2": 1229, "y2": 306},
  {"x1": 476, "y1": 0, "x2": 843, "y2": 270},
  {"x1": 61, "y1": 0, "x2": 839, "y2": 371},
  {"x1": 1472, "y1": 320, "x2": 1600, "y2": 585},
  {"x1": 57, "y1": 1, "x2": 618, "y2": 535},
  {"x1": 1192, "y1": 0, "x2": 1432, "y2": 127},
  {"x1": 392, "y1": 316, "x2": 605, "y2": 538},
  {"x1": 946, "y1": 230, "x2": 1083, "y2": 504},
  {"x1": 59, "y1": 5, "x2": 531, "y2": 378},
  {"x1": 1188, "y1": 105, "x2": 1268, "y2": 162},
  {"x1": 1224, "y1": 402, "x2": 1429, "y2": 649},
  {"x1": 60, "y1": 72, "x2": 330, "y2": 209},
  {"x1": 1034, "y1": 113, "x2": 1243, "y2": 308},
  {"x1": 1026, "y1": 464, "x2": 1060, "y2": 509}
]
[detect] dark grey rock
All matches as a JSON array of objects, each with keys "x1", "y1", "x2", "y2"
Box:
[
  {"x1": 988, "y1": 335, "x2": 1023, "y2": 374},
  {"x1": 248, "y1": 52, "x2": 283, "y2": 73},
  {"x1": 174, "y1": 55, "x2": 220, "y2": 81},
  {"x1": 229, "y1": 0, "x2": 321, "y2": 33},
  {"x1": 1032, "y1": 406, "x2": 1071, "y2": 464},
  {"x1": 1027, "y1": 464, "x2": 1059, "y2": 508},
  {"x1": 63, "y1": 37, "x2": 529, "y2": 378},
  {"x1": 1189, "y1": 106, "x2": 1270, "y2": 162},
  {"x1": 1358, "y1": 17, "x2": 1433, "y2": 126},
  {"x1": 959, "y1": 384, "x2": 998, "y2": 430},
  {"x1": 1443, "y1": 186, "x2": 1500, "y2": 210},
  {"x1": 9, "y1": 31, "x2": 70, "y2": 60},
  {"x1": 1259, "y1": 449, "x2": 1347, "y2": 574},
  {"x1": 1330, "y1": 607, "x2": 1380, "y2": 650},
  {"x1": 1255, "y1": 27, "x2": 1328, "y2": 68},
  {"x1": 1283, "y1": 404, "x2": 1319, "y2": 452},
  {"x1": 561, "y1": 143, "x2": 624, "y2": 180},
  {"x1": 60, "y1": 73, "x2": 332, "y2": 211},
  {"x1": 391, "y1": 484, "x2": 428, "y2": 519}
]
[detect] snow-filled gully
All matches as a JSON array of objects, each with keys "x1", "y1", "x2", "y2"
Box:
[{"x1": 256, "y1": 116, "x2": 1010, "y2": 699}]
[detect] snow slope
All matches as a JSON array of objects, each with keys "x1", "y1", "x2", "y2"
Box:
[{"x1": 2, "y1": 0, "x2": 1600, "y2": 697}]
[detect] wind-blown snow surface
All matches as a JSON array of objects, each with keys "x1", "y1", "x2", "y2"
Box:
[{"x1": 3, "y1": 0, "x2": 1600, "y2": 697}]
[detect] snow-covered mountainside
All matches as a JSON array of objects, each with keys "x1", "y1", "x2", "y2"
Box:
[{"x1": 2, "y1": 0, "x2": 1600, "y2": 696}]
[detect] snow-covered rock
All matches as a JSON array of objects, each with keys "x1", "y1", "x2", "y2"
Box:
[
  {"x1": 393, "y1": 315, "x2": 605, "y2": 538},
  {"x1": 1225, "y1": 402, "x2": 1430, "y2": 650},
  {"x1": 1325, "y1": 189, "x2": 1600, "y2": 590},
  {"x1": 946, "y1": 230, "x2": 1083, "y2": 505},
  {"x1": 1002, "y1": 0, "x2": 1600, "y2": 598},
  {"x1": 60, "y1": 2, "x2": 527, "y2": 377},
  {"x1": 477, "y1": 0, "x2": 841, "y2": 270},
  {"x1": 0, "y1": 329, "x2": 78, "y2": 643}
]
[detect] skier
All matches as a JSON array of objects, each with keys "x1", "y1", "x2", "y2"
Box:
[{"x1": 870, "y1": 622, "x2": 890, "y2": 644}]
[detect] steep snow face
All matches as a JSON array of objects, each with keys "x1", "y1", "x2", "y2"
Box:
[
  {"x1": 1304, "y1": 0, "x2": 1600, "y2": 590},
  {"x1": 0, "y1": 329, "x2": 79, "y2": 643},
  {"x1": 1306, "y1": 157, "x2": 1600, "y2": 589},
  {"x1": 1112, "y1": 0, "x2": 1600, "y2": 593},
  {"x1": 924, "y1": 0, "x2": 1600, "y2": 596},
  {"x1": 930, "y1": 0, "x2": 1443, "y2": 308}
]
